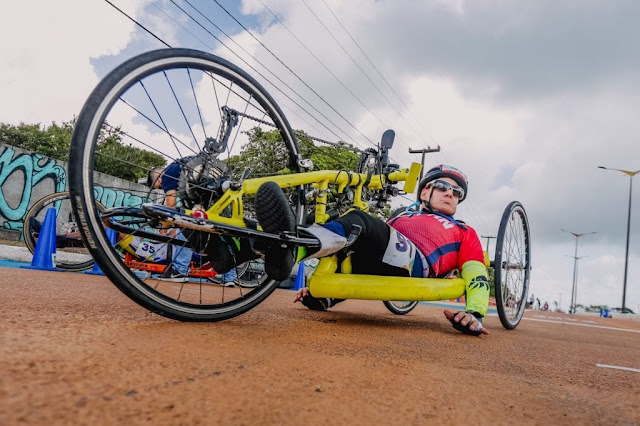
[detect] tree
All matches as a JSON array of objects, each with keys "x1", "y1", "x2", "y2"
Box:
[
  {"x1": 0, "y1": 121, "x2": 166, "y2": 182},
  {"x1": 297, "y1": 131, "x2": 359, "y2": 172},
  {"x1": 94, "y1": 125, "x2": 166, "y2": 182},
  {"x1": 0, "y1": 121, "x2": 73, "y2": 162},
  {"x1": 227, "y1": 128, "x2": 359, "y2": 175}
]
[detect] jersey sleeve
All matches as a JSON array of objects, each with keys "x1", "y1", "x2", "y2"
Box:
[
  {"x1": 457, "y1": 225, "x2": 485, "y2": 270},
  {"x1": 161, "y1": 162, "x2": 181, "y2": 193}
]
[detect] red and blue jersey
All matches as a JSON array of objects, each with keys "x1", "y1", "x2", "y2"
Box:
[{"x1": 388, "y1": 213, "x2": 484, "y2": 277}]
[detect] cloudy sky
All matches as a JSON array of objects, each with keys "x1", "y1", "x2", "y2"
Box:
[{"x1": 2, "y1": 0, "x2": 639, "y2": 313}]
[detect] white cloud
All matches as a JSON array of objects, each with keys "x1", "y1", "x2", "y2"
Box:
[{"x1": 0, "y1": 0, "x2": 144, "y2": 124}]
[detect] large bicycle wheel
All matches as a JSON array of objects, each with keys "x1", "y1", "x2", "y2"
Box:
[
  {"x1": 494, "y1": 201, "x2": 531, "y2": 329},
  {"x1": 69, "y1": 48, "x2": 302, "y2": 322},
  {"x1": 383, "y1": 300, "x2": 419, "y2": 315},
  {"x1": 23, "y1": 191, "x2": 105, "y2": 271}
]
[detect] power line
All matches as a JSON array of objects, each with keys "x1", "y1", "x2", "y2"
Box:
[
  {"x1": 145, "y1": 1, "x2": 340, "y2": 147},
  {"x1": 160, "y1": 0, "x2": 367, "y2": 150},
  {"x1": 255, "y1": 0, "x2": 410, "y2": 152},
  {"x1": 299, "y1": 0, "x2": 402, "y2": 125},
  {"x1": 317, "y1": 0, "x2": 441, "y2": 148},
  {"x1": 208, "y1": 0, "x2": 377, "y2": 149},
  {"x1": 104, "y1": 0, "x2": 171, "y2": 48},
  {"x1": 104, "y1": 0, "x2": 365, "y2": 158}
]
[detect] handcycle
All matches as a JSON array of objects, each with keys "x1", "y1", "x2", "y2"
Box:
[
  {"x1": 69, "y1": 48, "x2": 531, "y2": 329},
  {"x1": 23, "y1": 191, "x2": 266, "y2": 288}
]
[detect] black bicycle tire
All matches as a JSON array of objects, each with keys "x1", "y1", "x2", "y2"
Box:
[
  {"x1": 494, "y1": 201, "x2": 531, "y2": 330},
  {"x1": 69, "y1": 48, "x2": 302, "y2": 322},
  {"x1": 383, "y1": 300, "x2": 419, "y2": 315},
  {"x1": 23, "y1": 191, "x2": 102, "y2": 271}
]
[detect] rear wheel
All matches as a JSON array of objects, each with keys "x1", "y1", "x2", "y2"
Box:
[
  {"x1": 383, "y1": 300, "x2": 418, "y2": 315},
  {"x1": 69, "y1": 48, "x2": 302, "y2": 321},
  {"x1": 494, "y1": 201, "x2": 531, "y2": 329}
]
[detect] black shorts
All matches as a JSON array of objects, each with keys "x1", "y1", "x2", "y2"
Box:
[{"x1": 335, "y1": 210, "x2": 411, "y2": 277}]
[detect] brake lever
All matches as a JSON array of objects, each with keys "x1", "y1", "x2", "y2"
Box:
[{"x1": 227, "y1": 167, "x2": 251, "y2": 191}]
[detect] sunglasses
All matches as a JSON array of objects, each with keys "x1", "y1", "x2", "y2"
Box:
[{"x1": 429, "y1": 180, "x2": 465, "y2": 199}]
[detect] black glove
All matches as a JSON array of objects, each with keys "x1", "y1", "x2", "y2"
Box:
[
  {"x1": 301, "y1": 295, "x2": 330, "y2": 311},
  {"x1": 448, "y1": 311, "x2": 484, "y2": 336}
]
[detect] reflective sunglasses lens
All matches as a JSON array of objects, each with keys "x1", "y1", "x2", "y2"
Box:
[{"x1": 432, "y1": 180, "x2": 463, "y2": 198}]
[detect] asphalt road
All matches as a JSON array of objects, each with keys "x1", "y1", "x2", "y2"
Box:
[{"x1": 1, "y1": 268, "x2": 639, "y2": 425}]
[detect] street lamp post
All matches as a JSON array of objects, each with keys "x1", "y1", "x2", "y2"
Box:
[
  {"x1": 598, "y1": 166, "x2": 640, "y2": 313},
  {"x1": 561, "y1": 229, "x2": 596, "y2": 314},
  {"x1": 481, "y1": 235, "x2": 496, "y2": 254},
  {"x1": 559, "y1": 292, "x2": 562, "y2": 312}
]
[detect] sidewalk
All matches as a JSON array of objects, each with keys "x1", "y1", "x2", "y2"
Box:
[
  {"x1": 0, "y1": 242, "x2": 90, "y2": 266},
  {"x1": 0, "y1": 243, "x2": 34, "y2": 264}
]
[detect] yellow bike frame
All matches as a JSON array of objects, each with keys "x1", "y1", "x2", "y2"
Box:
[
  {"x1": 201, "y1": 162, "x2": 423, "y2": 226},
  {"x1": 194, "y1": 161, "x2": 477, "y2": 302}
]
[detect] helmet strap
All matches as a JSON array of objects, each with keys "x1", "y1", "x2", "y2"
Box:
[{"x1": 421, "y1": 186, "x2": 436, "y2": 213}]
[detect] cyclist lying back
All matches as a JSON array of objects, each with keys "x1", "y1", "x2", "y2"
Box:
[{"x1": 214, "y1": 164, "x2": 491, "y2": 336}]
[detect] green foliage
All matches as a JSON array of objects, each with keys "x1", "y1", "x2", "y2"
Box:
[
  {"x1": 0, "y1": 121, "x2": 73, "y2": 162},
  {"x1": 94, "y1": 125, "x2": 166, "y2": 182},
  {"x1": 0, "y1": 121, "x2": 166, "y2": 182},
  {"x1": 297, "y1": 131, "x2": 359, "y2": 171},
  {"x1": 228, "y1": 128, "x2": 359, "y2": 175}
]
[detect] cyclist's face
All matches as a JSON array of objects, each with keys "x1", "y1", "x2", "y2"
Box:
[
  {"x1": 422, "y1": 177, "x2": 459, "y2": 215},
  {"x1": 150, "y1": 171, "x2": 162, "y2": 189}
]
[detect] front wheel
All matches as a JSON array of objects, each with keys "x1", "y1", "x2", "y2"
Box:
[
  {"x1": 383, "y1": 300, "x2": 418, "y2": 315},
  {"x1": 69, "y1": 48, "x2": 302, "y2": 321},
  {"x1": 494, "y1": 201, "x2": 531, "y2": 329}
]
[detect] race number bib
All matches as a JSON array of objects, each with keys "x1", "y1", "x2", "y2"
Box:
[
  {"x1": 382, "y1": 229, "x2": 417, "y2": 273},
  {"x1": 134, "y1": 240, "x2": 168, "y2": 263}
]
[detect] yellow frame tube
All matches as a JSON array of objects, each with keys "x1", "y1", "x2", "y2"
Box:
[
  {"x1": 202, "y1": 164, "x2": 422, "y2": 226},
  {"x1": 307, "y1": 256, "x2": 465, "y2": 301},
  {"x1": 308, "y1": 273, "x2": 465, "y2": 301}
]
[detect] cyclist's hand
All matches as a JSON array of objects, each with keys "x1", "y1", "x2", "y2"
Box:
[
  {"x1": 294, "y1": 287, "x2": 309, "y2": 303},
  {"x1": 443, "y1": 309, "x2": 490, "y2": 336}
]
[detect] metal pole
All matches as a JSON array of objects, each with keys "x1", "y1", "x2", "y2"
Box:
[
  {"x1": 481, "y1": 235, "x2": 496, "y2": 254},
  {"x1": 409, "y1": 146, "x2": 441, "y2": 183},
  {"x1": 597, "y1": 166, "x2": 639, "y2": 313},
  {"x1": 622, "y1": 176, "x2": 633, "y2": 313},
  {"x1": 575, "y1": 258, "x2": 580, "y2": 311},
  {"x1": 559, "y1": 293, "x2": 562, "y2": 312},
  {"x1": 570, "y1": 238, "x2": 578, "y2": 314},
  {"x1": 562, "y1": 229, "x2": 596, "y2": 314}
]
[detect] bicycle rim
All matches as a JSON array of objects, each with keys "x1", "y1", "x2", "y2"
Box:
[
  {"x1": 23, "y1": 191, "x2": 97, "y2": 271},
  {"x1": 494, "y1": 201, "x2": 531, "y2": 329},
  {"x1": 383, "y1": 300, "x2": 418, "y2": 315},
  {"x1": 69, "y1": 48, "x2": 302, "y2": 321}
]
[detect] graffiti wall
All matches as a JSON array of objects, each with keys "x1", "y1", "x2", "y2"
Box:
[{"x1": 0, "y1": 143, "x2": 150, "y2": 239}]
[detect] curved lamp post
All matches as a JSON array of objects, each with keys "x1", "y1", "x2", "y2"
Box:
[
  {"x1": 561, "y1": 229, "x2": 596, "y2": 314},
  {"x1": 598, "y1": 166, "x2": 640, "y2": 313}
]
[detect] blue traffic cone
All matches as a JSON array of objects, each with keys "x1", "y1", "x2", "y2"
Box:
[
  {"x1": 22, "y1": 207, "x2": 58, "y2": 271},
  {"x1": 293, "y1": 261, "x2": 305, "y2": 291},
  {"x1": 86, "y1": 227, "x2": 117, "y2": 275}
]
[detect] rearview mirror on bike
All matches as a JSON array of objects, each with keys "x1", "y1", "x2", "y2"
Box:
[{"x1": 380, "y1": 129, "x2": 395, "y2": 150}]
